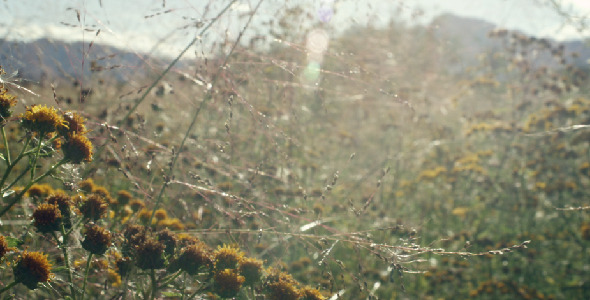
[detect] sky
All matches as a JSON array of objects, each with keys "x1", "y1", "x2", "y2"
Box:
[{"x1": 0, "y1": 0, "x2": 589, "y2": 59}]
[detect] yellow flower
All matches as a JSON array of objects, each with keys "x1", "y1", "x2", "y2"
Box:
[
  {"x1": 213, "y1": 269, "x2": 245, "y2": 298},
  {"x1": 238, "y1": 257, "x2": 263, "y2": 286},
  {"x1": 300, "y1": 286, "x2": 326, "y2": 300},
  {"x1": 264, "y1": 269, "x2": 300, "y2": 300},
  {"x1": 0, "y1": 87, "x2": 17, "y2": 120},
  {"x1": 214, "y1": 244, "x2": 244, "y2": 271},
  {"x1": 59, "y1": 111, "x2": 87, "y2": 136},
  {"x1": 21, "y1": 104, "x2": 67, "y2": 134},
  {"x1": 13, "y1": 251, "x2": 53, "y2": 290},
  {"x1": 107, "y1": 268, "x2": 122, "y2": 287}
]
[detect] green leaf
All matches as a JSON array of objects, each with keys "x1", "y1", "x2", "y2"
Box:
[
  {"x1": 161, "y1": 292, "x2": 183, "y2": 297},
  {"x1": 5, "y1": 236, "x2": 24, "y2": 247}
]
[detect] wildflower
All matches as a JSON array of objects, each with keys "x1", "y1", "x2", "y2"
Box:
[
  {"x1": 154, "y1": 208, "x2": 168, "y2": 221},
  {"x1": 138, "y1": 209, "x2": 153, "y2": 224},
  {"x1": 169, "y1": 242, "x2": 212, "y2": 275},
  {"x1": 264, "y1": 269, "x2": 300, "y2": 300},
  {"x1": 214, "y1": 244, "x2": 244, "y2": 271},
  {"x1": 21, "y1": 104, "x2": 67, "y2": 135},
  {"x1": 0, "y1": 235, "x2": 11, "y2": 260},
  {"x1": 46, "y1": 191, "x2": 73, "y2": 229},
  {"x1": 213, "y1": 269, "x2": 245, "y2": 298},
  {"x1": 117, "y1": 190, "x2": 133, "y2": 206},
  {"x1": 78, "y1": 178, "x2": 96, "y2": 193},
  {"x1": 300, "y1": 286, "x2": 326, "y2": 300},
  {"x1": 136, "y1": 238, "x2": 166, "y2": 270},
  {"x1": 123, "y1": 224, "x2": 147, "y2": 248},
  {"x1": 27, "y1": 183, "x2": 54, "y2": 199},
  {"x1": 82, "y1": 224, "x2": 112, "y2": 255},
  {"x1": 0, "y1": 87, "x2": 17, "y2": 120},
  {"x1": 129, "y1": 198, "x2": 145, "y2": 212},
  {"x1": 92, "y1": 186, "x2": 113, "y2": 204},
  {"x1": 62, "y1": 133, "x2": 93, "y2": 163},
  {"x1": 59, "y1": 111, "x2": 87, "y2": 136},
  {"x1": 156, "y1": 229, "x2": 177, "y2": 255},
  {"x1": 32, "y1": 203, "x2": 62, "y2": 233},
  {"x1": 78, "y1": 194, "x2": 108, "y2": 221},
  {"x1": 107, "y1": 268, "x2": 122, "y2": 287},
  {"x1": 238, "y1": 257, "x2": 263, "y2": 286},
  {"x1": 13, "y1": 251, "x2": 53, "y2": 290},
  {"x1": 157, "y1": 218, "x2": 185, "y2": 231}
]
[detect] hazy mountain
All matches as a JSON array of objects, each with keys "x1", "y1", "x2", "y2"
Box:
[{"x1": 1, "y1": 14, "x2": 588, "y2": 83}]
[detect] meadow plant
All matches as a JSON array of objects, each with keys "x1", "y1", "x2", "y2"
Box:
[{"x1": 0, "y1": 2, "x2": 589, "y2": 299}]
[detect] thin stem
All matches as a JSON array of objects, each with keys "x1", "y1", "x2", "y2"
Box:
[
  {"x1": 55, "y1": 229, "x2": 77, "y2": 300},
  {"x1": 83, "y1": 0, "x2": 238, "y2": 179},
  {"x1": 0, "y1": 135, "x2": 31, "y2": 193},
  {"x1": 80, "y1": 253, "x2": 93, "y2": 300},
  {"x1": 1, "y1": 126, "x2": 11, "y2": 165},
  {"x1": 150, "y1": 0, "x2": 262, "y2": 226},
  {"x1": 29, "y1": 133, "x2": 45, "y2": 181},
  {"x1": 0, "y1": 158, "x2": 67, "y2": 217},
  {"x1": 0, "y1": 281, "x2": 19, "y2": 295},
  {"x1": 149, "y1": 268, "x2": 157, "y2": 300}
]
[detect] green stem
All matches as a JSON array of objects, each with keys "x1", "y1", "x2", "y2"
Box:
[
  {"x1": 1, "y1": 126, "x2": 11, "y2": 166},
  {"x1": 80, "y1": 253, "x2": 93, "y2": 300},
  {"x1": 55, "y1": 229, "x2": 77, "y2": 300},
  {"x1": 0, "y1": 135, "x2": 31, "y2": 194},
  {"x1": 0, "y1": 158, "x2": 67, "y2": 218},
  {"x1": 149, "y1": 268, "x2": 157, "y2": 300},
  {"x1": 158, "y1": 270, "x2": 182, "y2": 287},
  {"x1": 0, "y1": 281, "x2": 19, "y2": 295},
  {"x1": 29, "y1": 133, "x2": 45, "y2": 181}
]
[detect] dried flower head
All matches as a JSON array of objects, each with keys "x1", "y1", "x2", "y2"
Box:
[
  {"x1": 82, "y1": 224, "x2": 112, "y2": 255},
  {"x1": 238, "y1": 257, "x2": 264, "y2": 286},
  {"x1": 169, "y1": 242, "x2": 212, "y2": 275},
  {"x1": 13, "y1": 251, "x2": 53, "y2": 290},
  {"x1": 27, "y1": 183, "x2": 54, "y2": 199},
  {"x1": 0, "y1": 87, "x2": 17, "y2": 120},
  {"x1": 123, "y1": 224, "x2": 147, "y2": 248},
  {"x1": 92, "y1": 186, "x2": 113, "y2": 203},
  {"x1": 117, "y1": 190, "x2": 133, "y2": 206},
  {"x1": 129, "y1": 198, "x2": 145, "y2": 212},
  {"x1": 21, "y1": 104, "x2": 67, "y2": 134},
  {"x1": 0, "y1": 235, "x2": 12, "y2": 260},
  {"x1": 78, "y1": 178, "x2": 95, "y2": 193},
  {"x1": 136, "y1": 238, "x2": 166, "y2": 270},
  {"x1": 32, "y1": 203, "x2": 62, "y2": 233},
  {"x1": 78, "y1": 194, "x2": 108, "y2": 221},
  {"x1": 62, "y1": 133, "x2": 93, "y2": 163},
  {"x1": 156, "y1": 229, "x2": 177, "y2": 255},
  {"x1": 213, "y1": 268, "x2": 245, "y2": 298},
  {"x1": 154, "y1": 208, "x2": 168, "y2": 221},
  {"x1": 214, "y1": 244, "x2": 244, "y2": 271},
  {"x1": 46, "y1": 191, "x2": 72, "y2": 230}
]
